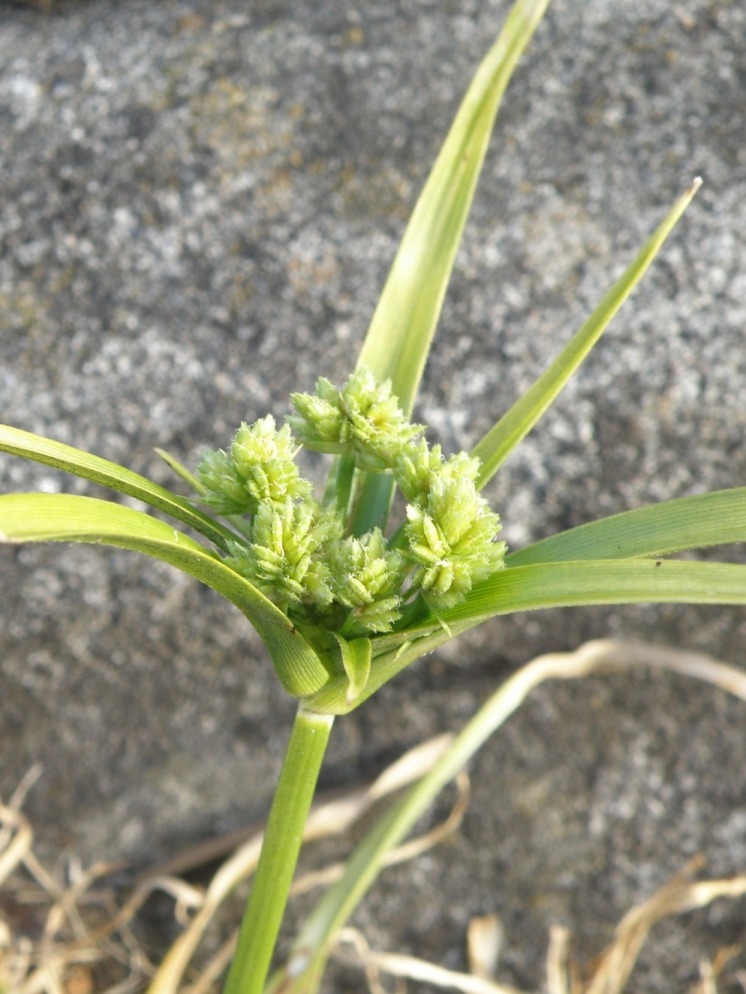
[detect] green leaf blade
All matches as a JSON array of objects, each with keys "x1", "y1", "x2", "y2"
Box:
[
  {"x1": 471, "y1": 178, "x2": 702, "y2": 489},
  {"x1": 0, "y1": 425, "x2": 234, "y2": 550},
  {"x1": 0, "y1": 492, "x2": 329, "y2": 697},
  {"x1": 356, "y1": 0, "x2": 553, "y2": 417},
  {"x1": 350, "y1": 0, "x2": 552, "y2": 534},
  {"x1": 442, "y1": 558, "x2": 746, "y2": 628},
  {"x1": 507, "y1": 488, "x2": 746, "y2": 566}
]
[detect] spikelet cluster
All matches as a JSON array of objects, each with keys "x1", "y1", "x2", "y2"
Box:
[
  {"x1": 198, "y1": 370, "x2": 505, "y2": 635},
  {"x1": 288, "y1": 369, "x2": 423, "y2": 471}
]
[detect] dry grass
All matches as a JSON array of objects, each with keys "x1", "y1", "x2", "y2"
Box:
[
  {"x1": 332, "y1": 857, "x2": 746, "y2": 994},
  {"x1": 3, "y1": 641, "x2": 746, "y2": 994},
  {"x1": 0, "y1": 767, "x2": 149, "y2": 994},
  {"x1": 0, "y1": 737, "x2": 460, "y2": 994}
]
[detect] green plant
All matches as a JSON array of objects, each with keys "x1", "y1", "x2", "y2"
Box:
[{"x1": 1, "y1": 0, "x2": 744, "y2": 991}]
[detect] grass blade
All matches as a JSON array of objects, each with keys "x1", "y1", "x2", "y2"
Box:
[
  {"x1": 351, "y1": 0, "x2": 552, "y2": 533},
  {"x1": 155, "y1": 446, "x2": 205, "y2": 493},
  {"x1": 442, "y1": 558, "x2": 746, "y2": 626},
  {"x1": 0, "y1": 425, "x2": 234, "y2": 550},
  {"x1": 0, "y1": 493, "x2": 329, "y2": 696},
  {"x1": 506, "y1": 488, "x2": 746, "y2": 566},
  {"x1": 471, "y1": 179, "x2": 702, "y2": 489},
  {"x1": 356, "y1": 0, "x2": 551, "y2": 416}
]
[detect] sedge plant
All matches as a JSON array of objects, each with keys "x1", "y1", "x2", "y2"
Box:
[{"x1": 1, "y1": 0, "x2": 745, "y2": 991}]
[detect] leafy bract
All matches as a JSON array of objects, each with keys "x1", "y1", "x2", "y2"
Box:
[
  {"x1": 334, "y1": 634, "x2": 373, "y2": 704},
  {"x1": 305, "y1": 558, "x2": 746, "y2": 715},
  {"x1": 444, "y1": 558, "x2": 746, "y2": 625},
  {"x1": 0, "y1": 425, "x2": 234, "y2": 550},
  {"x1": 507, "y1": 488, "x2": 746, "y2": 565},
  {"x1": 471, "y1": 178, "x2": 702, "y2": 489},
  {"x1": 0, "y1": 493, "x2": 329, "y2": 697},
  {"x1": 155, "y1": 446, "x2": 205, "y2": 494},
  {"x1": 356, "y1": 0, "x2": 552, "y2": 414},
  {"x1": 350, "y1": 0, "x2": 552, "y2": 533}
]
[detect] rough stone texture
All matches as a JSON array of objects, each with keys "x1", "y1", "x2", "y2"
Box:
[{"x1": 1, "y1": 0, "x2": 745, "y2": 989}]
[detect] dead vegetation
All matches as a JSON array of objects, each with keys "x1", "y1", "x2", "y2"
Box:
[{"x1": 3, "y1": 641, "x2": 746, "y2": 994}]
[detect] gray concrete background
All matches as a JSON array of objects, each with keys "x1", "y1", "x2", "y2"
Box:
[{"x1": 1, "y1": 0, "x2": 745, "y2": 989}]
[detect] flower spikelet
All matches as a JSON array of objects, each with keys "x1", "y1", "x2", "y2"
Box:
[
  {"x1": 198, "y1": 449, "x2": 254, "y2": 515},
  {"x1": 289, "y1": 369, "x2": 422, "y2": 471},
  {"x1": 329, "y1": 528, "x2": 404, "y2": 633},
  {"x1": 395, "y1": 439, "x2": 444, "y2": 504},
  {"x1": 227, "y1": 499, "x2": 334, "y2": 610},
  {"x1": 405, "y1": 475, "x2": 506, "y2": 608},
  {"x1": 231, "y1": 416, "x2": 311, "y2": 508},
  {"x1": 287, "y1": 378, "x2": 343, "y2": 452},
  {"x1": 199, "y1": 416, "x2": 309, "y2": 514},
  {"x1": 395, "y1": 439, "x2": 481, "y2": 506}
]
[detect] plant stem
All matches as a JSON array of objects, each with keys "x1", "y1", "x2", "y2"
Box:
[
  {"x1": 322, "y1": 453, "x2": 356, "y2": 514},
  {"x1": 223, "y1": 703, "x2": 334, "y2": 994}
]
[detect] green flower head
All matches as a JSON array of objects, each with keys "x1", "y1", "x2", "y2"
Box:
[
  {"x1": 231, "y1": 416, "x2": 311, "y2": 508},
  {"x1": 199, "y1": 416, "x2": 309, "y2": 515},
  {"x1": 198, "y1": 448, "x2": 254, "y2": 515},
  {"x1": 395, "y1": 439, "x2": 481, "y2": 507},
  {"x1": 289, "y1": 369, "x2": 423, "y2": 471},
  {"x1": 199, "y1": 369, "x2": 506, "y2": 633},
  {"x1": 328, "y1": 528, "x2": 405, "y2": 634},
  {"x1": 405, "y1": 475, "x2": 506, "y2": 608},
  {"x1": 227, "y1": 499, "x2": 336, "y2": 611}
]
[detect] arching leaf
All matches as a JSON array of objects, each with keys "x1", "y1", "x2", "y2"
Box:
[
  {"x1": 0, "y1": 492, "x2": 329, "y2": 697},
  {"x1": 0, "y1": 425, "x2": 234, "y2": 550},
  {"x1": 507, "y1": 488, "x2": 746, "y2": 566},
  {"x1": 471, "y1": 179, "x2": 702, "y2": 488}
]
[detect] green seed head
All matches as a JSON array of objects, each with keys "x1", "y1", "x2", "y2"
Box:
[
  {"x1": 227, "y1": 499, "x2": 334, "y2": 610},
  {"x1": 289, "y1": 368, "x2": 423, "y2": 472},
  {"x1": 395, "y1": 439, "x2": 481, "y2": 507},
  {"x1": 198, "y1": 448, "x2": 254, "y2": 515},
  {"x1": 199, "y1": 370, "x2": 506, "y2": 635},
  {"x1": 405, "y1": 475, "x2": 506, "y2": 608},
  {"x1": 231, "y1": 416, "x2": 311, "y2": 508},
  {"x1": 199, "y1": 416, "x2": 310, "y2": 514},
  {"x1": 328, "y1": 527, "x2": 405, "y2": 634}
]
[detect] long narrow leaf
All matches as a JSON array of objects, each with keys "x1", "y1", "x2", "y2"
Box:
[
  {"x1": 471, "y1": 178, "x2": 702, "y2": 489},
  {"x1": 356, "y1": 0, "x2": 551, "y2": 415},
  {"x1": 506, "y1": 488, "x2": 746, "y2": 566},
  {"x1": 350, "y1": 0, "x2": 552, "y2": 534},
  {"x1": 443, "y1": 558, "x2": 746, "y2": 625},
  {"x1": 306, "y1": 557, "x2": 746, "y2": 715},
  {"x1": 0, "y1": 425, "x2": 234, "y2": 550},
  {"x1": 0, "y1": 493, "x2": 329, "y2": 697}
]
